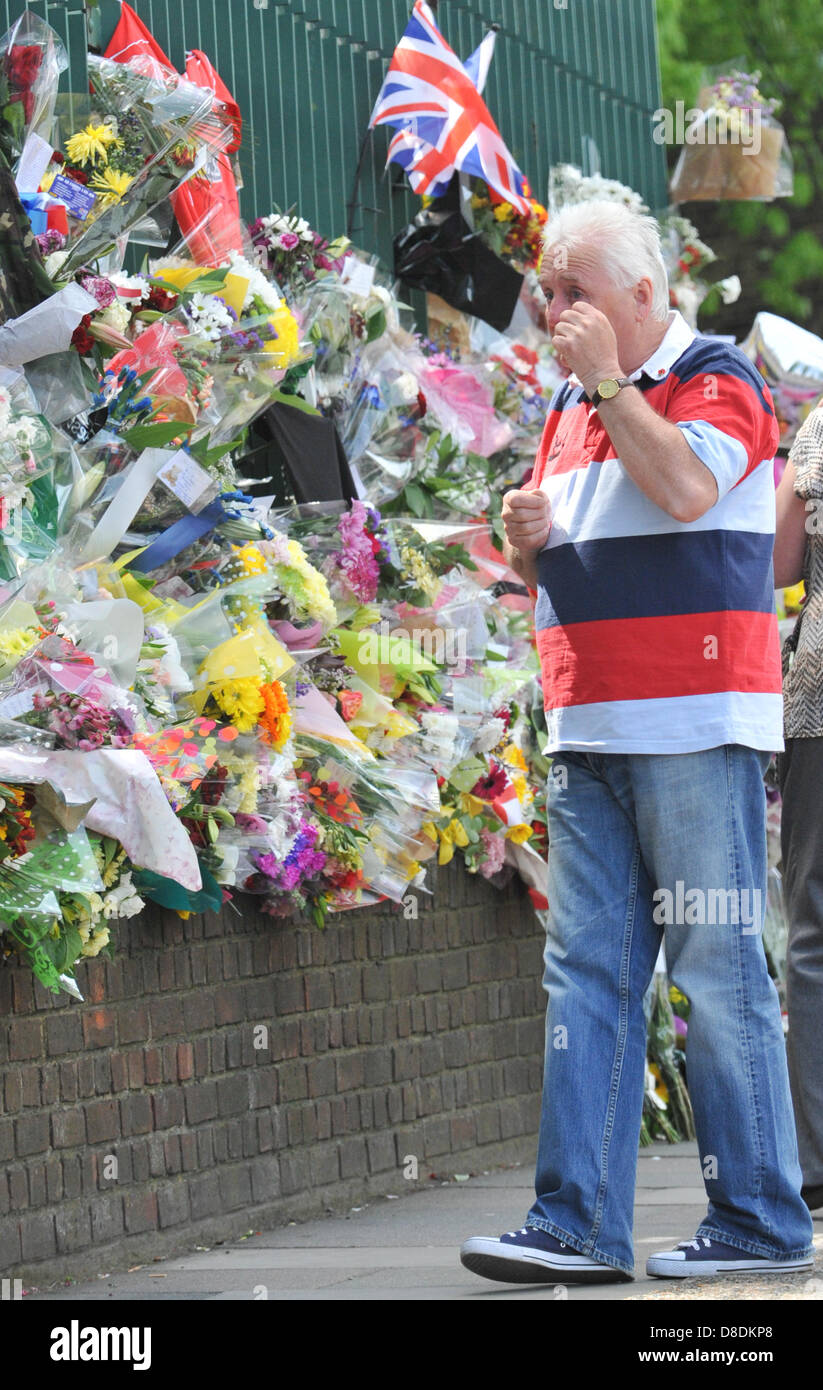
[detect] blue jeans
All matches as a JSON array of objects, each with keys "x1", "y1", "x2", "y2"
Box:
[{"x1": 527, "y1": 745, "x2": 813, "y2": 1276}]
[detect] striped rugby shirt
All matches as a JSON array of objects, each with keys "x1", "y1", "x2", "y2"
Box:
[{"x1": 521, "y1": 310, "x2": 783, "y2": 754}]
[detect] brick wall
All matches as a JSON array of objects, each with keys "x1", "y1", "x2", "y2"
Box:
[{"x1": 0, "y1": 861, "x2": 545, "y2": 1283}]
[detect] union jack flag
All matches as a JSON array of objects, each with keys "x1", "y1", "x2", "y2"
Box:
[{"x1": 369, "y1": 1, "x2": 530, "y2": 215}]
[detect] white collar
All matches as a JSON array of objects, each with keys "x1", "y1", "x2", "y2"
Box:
[{"x1": 568, "y1": 310, "x2": 696, "y2": 390}]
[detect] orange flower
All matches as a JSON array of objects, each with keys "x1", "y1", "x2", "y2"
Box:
[{"x1": 259, "y1": 680, "x2": 292, "y2": 749}]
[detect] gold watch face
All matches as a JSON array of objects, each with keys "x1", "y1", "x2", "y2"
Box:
[{"x1": 597, "y1": 378, "x2": 620, "y2": 399}]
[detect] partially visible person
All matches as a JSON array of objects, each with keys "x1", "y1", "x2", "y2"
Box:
[{"x1": 774, "y1": 405, "x2": 823, "y2": 1213}]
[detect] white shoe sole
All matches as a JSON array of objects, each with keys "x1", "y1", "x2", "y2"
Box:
[
  {"x1": 647, "y1": 1253, "x2": 815, "y2": 1279},
  {"x1": 460, "y1": 1236, "x2": 633, "y2": 1285}
]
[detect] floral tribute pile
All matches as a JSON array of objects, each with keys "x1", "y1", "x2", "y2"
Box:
[
  {"x1": 0, "y1": 12, "x2": 559, "y2": 1007},
  {"x1": 0, "y1": 13, "x2": 746, "y2": 1142}
]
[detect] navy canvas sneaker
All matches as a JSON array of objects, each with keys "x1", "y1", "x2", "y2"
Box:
[
  {"x1": 460, "y1": 1226, "x2": 633, "y2": 1284},
  {"x1": 647, "y1": 1235, "x2": 815, "y2": 1278}
]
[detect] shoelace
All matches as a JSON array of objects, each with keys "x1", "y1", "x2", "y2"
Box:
[
  {"x1": 678, "y1": 1237, "x2": 713, "y2": 1252},
  {"x1": 506, "y1": 1227, "x2": 566, "y2": 1248}
]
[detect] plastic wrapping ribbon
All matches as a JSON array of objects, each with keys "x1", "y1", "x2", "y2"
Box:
[{"x1": 127, "y1": 496, "x2": 226, "y2": 572}]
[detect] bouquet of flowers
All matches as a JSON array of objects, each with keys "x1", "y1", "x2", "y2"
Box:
[
  {"x1": 669, "y1": 67, "x2": 792, "y2": 203},
  {"x1": 44, "y1": 53, "x2": 236, "y2": 276},
  {"x1": 467, "y1": 180, "x2": 548, "y2": 273},
  {"x1": 249, "y1": 209, "x2": 349, "y2": 301}
]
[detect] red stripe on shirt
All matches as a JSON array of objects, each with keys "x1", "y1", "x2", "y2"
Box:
[{"x1": 534, "y1": 610, "x2": 782, "y2": 709}]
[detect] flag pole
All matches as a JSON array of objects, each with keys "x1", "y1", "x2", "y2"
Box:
[{"x1": 346, "y1": 127, "x2": 374, "y2": 240}]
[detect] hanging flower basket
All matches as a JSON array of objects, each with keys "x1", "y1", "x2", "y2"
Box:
[{"x1": 670, "y1": 68, "x2": 792, "y2": 203}]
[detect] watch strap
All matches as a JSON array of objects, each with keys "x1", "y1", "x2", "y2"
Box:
[{"x1": 590, "y1": 376, "x2": 635, "y2": 407}]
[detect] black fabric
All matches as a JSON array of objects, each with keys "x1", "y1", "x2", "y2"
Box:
[
  {"x1": 0, "y1": 149, "x2": 55, "y2": 324},
  {"x1": 393, "y1": 205, "x2": 523, "y2": 333},
  {"x1": 240, "y1": 400, "x2": 359, "y2": 505}
]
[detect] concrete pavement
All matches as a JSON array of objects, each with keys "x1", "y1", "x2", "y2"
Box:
[{"x1": 25, "y1": 1140, "x2": 823, "y2": 1301}]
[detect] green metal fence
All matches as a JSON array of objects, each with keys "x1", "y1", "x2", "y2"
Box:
[{"x1": 4, "y1": 0, "x2": 668, "y2": 265}]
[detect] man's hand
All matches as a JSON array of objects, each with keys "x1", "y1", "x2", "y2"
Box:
[
  {"x1": 502, "y1": 489, "x2": 552, "y2": 589},
  {"x1": 552, "y1": 302, "x2": 623, "y2": 393},
  {"x1": 503, "y1": 488, "x2": 552, "y2": 553}
]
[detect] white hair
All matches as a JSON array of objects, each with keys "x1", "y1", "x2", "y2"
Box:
[{"x1": 542, "y1": 200, "x2": 670, "y2": 321}]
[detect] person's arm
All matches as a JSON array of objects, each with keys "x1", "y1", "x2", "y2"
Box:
[
  {"x1": 590, "y1": 388, "x2": 718, "y2": 523},
  {"x1": 774, "y1": 459, "x2": 809, "y2": 589},
  {"x1": 501, "y1": 489, "x2": 552, "y2": 590},
  {"x1": 553, "y1": 302, "x2": 722, "y2": 523}
]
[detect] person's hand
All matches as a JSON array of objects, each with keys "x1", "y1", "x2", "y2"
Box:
[
  {"x1": 552, "y1": 302, "x2": 622, "y2": 393},
  {"x1": 502, "y1": 488, "x2": 552, "y2": 554}
]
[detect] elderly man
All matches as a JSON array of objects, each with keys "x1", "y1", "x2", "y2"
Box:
[{"x1": 460, "y1": 200, "x2": 814, "y2": 1284}]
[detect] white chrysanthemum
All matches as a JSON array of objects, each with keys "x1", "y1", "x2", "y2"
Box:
[{"x1": 224, "y1": 250, "x2": 283, "y2": 311}]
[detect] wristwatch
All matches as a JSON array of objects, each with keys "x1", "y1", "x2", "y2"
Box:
[{"x1": 589, "y1": 377, "x2": 636, "y2": 407}]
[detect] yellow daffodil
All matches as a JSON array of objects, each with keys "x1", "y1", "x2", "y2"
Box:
[
  {"x1": 65, "y1": 123, "x2": 122, "y2": 168},
  {"x1": 89, "y1": 167, "x2": 133, "y2": 205},
  {"x1": 458, "y1": 792, "x2": 487, "y2": 817},
  {"x1": 436, "y1": 817, "x2": 470, "y2": 865},
  {"x1": 504, "y1": 823, "x2": 533, "y2": 844}
]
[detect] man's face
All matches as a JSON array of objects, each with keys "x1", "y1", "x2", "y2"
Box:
[{"x1": 539, "y1": 247, "x2": 642, "y2": 368}]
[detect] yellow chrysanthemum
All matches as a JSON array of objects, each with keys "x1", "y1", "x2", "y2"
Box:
[
  {"x1": 65, "y1": 123, "x2": 122, "y2": 168},
  {"x1": 89, "y1": 166, "x2": 133, "y2": 205},
  {"x1": 493, "y1": 202, "x2": 514, "y2": 222},
  {"x1": 263, "y1": 305, "x2": 301, "y2": 367},
  {"x1": 210, "y1": 677, "x2": 264, "y2": 732}
]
